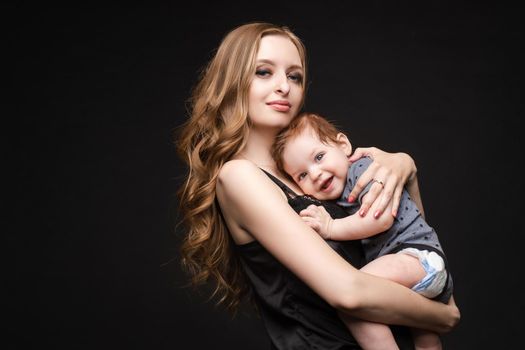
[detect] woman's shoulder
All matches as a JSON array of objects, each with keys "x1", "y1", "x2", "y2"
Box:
[
  {"x1": 218, "y1": 159, "x2": 260, "y2": 184},
  {"x1": 217, "y1": 159, "x2": 274, "y2": 193},
  {"x1": 220, "y1": 158, "x2": 258, "y2": 174}
]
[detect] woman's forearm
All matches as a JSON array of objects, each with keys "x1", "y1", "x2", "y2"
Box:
[
  {"x1": 218, "y1": 161, "x2": 459, "y2": 333},
  {"x1": 335, "y1": 272, "x2": 459, "y2": 333}
]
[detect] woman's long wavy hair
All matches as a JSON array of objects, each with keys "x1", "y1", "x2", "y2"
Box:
[{"x1": 175, "y1": 23, "x2": 307, "y2": 312}]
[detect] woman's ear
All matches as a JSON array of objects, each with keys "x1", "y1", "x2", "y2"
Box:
[{"x1": 336, "y1": 133, "x2": 352, "y2": 157}]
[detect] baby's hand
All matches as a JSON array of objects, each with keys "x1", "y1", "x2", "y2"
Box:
[{"x1": 299, "y1": 204, "x2": 334, "y2": 240}]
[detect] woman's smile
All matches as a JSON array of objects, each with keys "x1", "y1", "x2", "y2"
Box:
[{"x1": 266, "y1": 100, "x2": 291, "y2": 112}]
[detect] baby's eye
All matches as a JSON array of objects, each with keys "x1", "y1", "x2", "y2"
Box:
[
  {"x1": 256, "y1": 69, "x2": 271, "y2": 77},
  {"x1": 315, "y1": 152, "x2": 324, "y2": 162},
  {"x1": 298, "y1": 172, "x2": 307, "y2": 181}
]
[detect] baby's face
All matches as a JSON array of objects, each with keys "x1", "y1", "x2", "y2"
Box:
[{"x1": 282, "y1": 129, "x2": 351, "y2": 200}]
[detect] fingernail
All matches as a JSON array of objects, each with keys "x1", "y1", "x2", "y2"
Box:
[
  {"x1": 392, "y1": 209, "x2": 397, "y2": 218},
  {"x1": 374, "y1": 211, "x2": 381, "y2": 219},
  {"x1": 348, "y1": 195, "x2": 355, "y2": 203},
  {"x1": 359, "y1": 209, "x2": 365, "y2": 216}
]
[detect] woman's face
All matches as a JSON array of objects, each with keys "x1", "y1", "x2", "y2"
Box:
[{"x1": 248, "y1": 35, "x2": 304, "y2": 130}]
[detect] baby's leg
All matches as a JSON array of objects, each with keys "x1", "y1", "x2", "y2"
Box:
[
  {"x1": 345, "y1": 254, "x2": 437, "y2": 350},
  {"x1": 339, "y1": 310, "x2": 399, "y2": 350},
  {"x1": 362, "y1": 253, "x2": 442, "y2": 350},
  {"x1": 343, "y1": 254, "x2": 426, "y2": 350},
  {"x1": 412, "y1": 328, "x2": 442, "y2": 350},
  {"x1": 361, "y1": 253, "x2": 426, "y2": 288}
]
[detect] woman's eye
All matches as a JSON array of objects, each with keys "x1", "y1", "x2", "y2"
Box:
[
  {"x1": 288, "y1": 73, "x2": 303, "y2": 83},
  {"x1": 315, "y1": 153, "x2": 324, "y2": 162},
  {"x1": 256, "y1": 69, "x2": 271, "y2": 77}
]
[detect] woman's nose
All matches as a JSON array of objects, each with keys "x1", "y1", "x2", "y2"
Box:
[{"x1": 275, "y1": 73, "x2": 290, "y2": 95}]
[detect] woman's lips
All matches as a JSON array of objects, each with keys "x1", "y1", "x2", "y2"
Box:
[{"x1": 267, "y1": 100, "x2": 291, "y2": 112}]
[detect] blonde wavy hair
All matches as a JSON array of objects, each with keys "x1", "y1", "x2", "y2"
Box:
[{"x1": 175, "y1": 22, "x2": 307, "y2": 312}]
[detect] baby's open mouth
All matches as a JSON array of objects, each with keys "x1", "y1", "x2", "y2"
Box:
[{"x1": 321, "y1": 176, "x2": 333, "y2": 191}]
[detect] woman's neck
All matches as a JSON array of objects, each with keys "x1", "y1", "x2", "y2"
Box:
[
  {"x1": 236, "y1": 127, "x2": 303, "y2": 194},
  {"x1": 238, "y1": 128, "x2": 279, "y2": 172}
]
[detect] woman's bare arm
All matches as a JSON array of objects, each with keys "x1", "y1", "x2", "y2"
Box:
[{"x1": 217, "y1": 160, "x2": 459, "y2": 333}]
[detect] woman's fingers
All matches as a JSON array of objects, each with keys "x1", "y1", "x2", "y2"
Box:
[
  {"x1": 359, "y1": 181, "x2": 383, "y2": 217},
  {"x1": 348, "y1": 147, "x2": 374, "y2": 163},
  {"x1": 350, "y1": 161, "x2": 391, "y2": 216},
  {"x1": 390, "y1": 183, "x2": 404, "y2": 217},
  {"x1": 373, "y1": 173, "x2": 398, "y2": 218},
  {"x1": 348, "y1": 147, "x2": 415, "y2": 218},
  {"x1": 348, "y1": 161, "x2": 380, "y2": 204}
]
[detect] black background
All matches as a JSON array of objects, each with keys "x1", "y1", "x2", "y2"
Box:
[{"x1": 7, "y1": 2, "x2": 523, "y2": 349}]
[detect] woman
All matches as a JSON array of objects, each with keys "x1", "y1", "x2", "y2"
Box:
[{"x1": 176, "y1": 22, "x2": 459, "y2": 349}]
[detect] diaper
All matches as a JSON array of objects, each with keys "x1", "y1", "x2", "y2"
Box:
[{"x1": 398, "y1": 248, "x2": 447, "y2": 298}]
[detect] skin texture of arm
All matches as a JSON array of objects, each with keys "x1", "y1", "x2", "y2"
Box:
[
  {"x1": 216, "y1": 160, "x2": 459, "y2": 333},
  {"x1": 299, "y1": 197, "x2": 394, "y2": 241},
  {"x1": 332, "y1": 195, "x2": 395, "y2": 240}
]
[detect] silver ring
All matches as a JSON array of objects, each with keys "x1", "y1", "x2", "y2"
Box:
[{"x1": 373, "y1": 179, "x2": 385, "y2": 188}]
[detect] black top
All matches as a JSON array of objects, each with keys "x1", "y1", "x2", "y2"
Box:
[{"x1": 236, "y1": 170, "x2": 414, "y2": 349}]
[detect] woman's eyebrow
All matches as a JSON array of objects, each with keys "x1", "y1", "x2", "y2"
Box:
[{"x1": 255, "y1": 59, "x2": 302, "y2": 70}]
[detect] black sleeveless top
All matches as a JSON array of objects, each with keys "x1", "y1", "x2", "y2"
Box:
[{"x1": 236, "y1": 170, "x2": 414, "y2": 349}]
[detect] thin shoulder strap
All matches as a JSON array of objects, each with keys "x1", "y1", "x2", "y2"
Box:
[{"x1": 260, "y1": 169, "x2": 298, "y2": 200}]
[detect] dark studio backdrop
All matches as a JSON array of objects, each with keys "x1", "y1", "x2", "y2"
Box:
[{"x1": 7, "y1": 2, "x2": 523, "y2": 349}]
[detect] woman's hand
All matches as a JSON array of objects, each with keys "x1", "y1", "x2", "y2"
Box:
[
  {"x1": 348, "y1": 147, "x2": 417, "y2": 219},
  {"x1": 446, "y1": 296, "x2": 461, "y2": 331}
]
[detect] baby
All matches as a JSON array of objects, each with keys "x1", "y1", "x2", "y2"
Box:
[{"x1": 272, "y1": 112, "x2": 453, "y2": 350}]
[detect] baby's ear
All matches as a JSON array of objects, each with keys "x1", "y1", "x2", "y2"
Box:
[{"x1": 336, "y1": 133, "x2": 352, "y2": 157}]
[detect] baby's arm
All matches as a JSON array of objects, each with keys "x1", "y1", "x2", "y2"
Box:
[{"x1": 301, "y1": 193, "x2": 394, "y2": 241}]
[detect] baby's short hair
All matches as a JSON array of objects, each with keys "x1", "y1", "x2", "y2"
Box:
[{"x1": 272, "y1": 112, "x2": 343, "y2": 175}]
